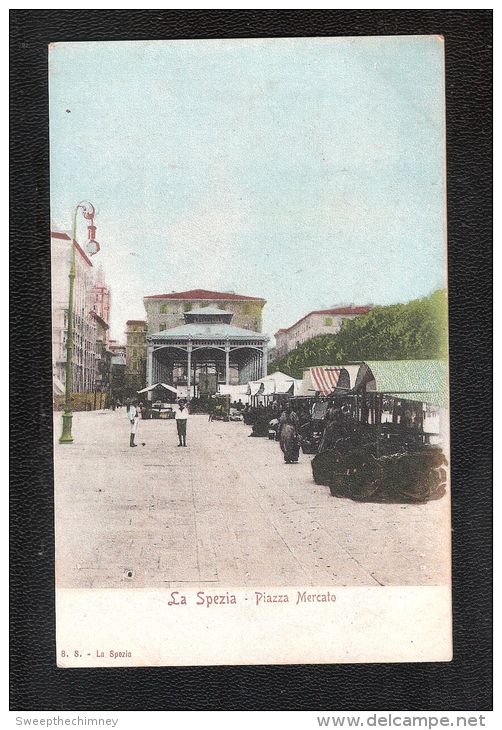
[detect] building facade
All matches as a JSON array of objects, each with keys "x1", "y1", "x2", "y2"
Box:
[
  {"x1": 274, "y1": 306, "x2": 372, "y2": 360},
  {"x1": 143, "y1": 288, "x2": 266, "y2": 335},
  {"x1": 51, "y1": 231, "x2": 98, "y2": 397},
  {"x1": 109, "y1": 341, "x2": 126, "y2": 357},
  {"x1": 90, "y1": 269, "x2": 115, "y2": 404},
  {"x1": 91, "y1": 310, "x2": 112, "y2": 402},
  {"x1": 108, "y1": 342, "x2": 127, "y2": 403},
  {"x1": 91, "y1": 267, "x2": 111, "y2": 337},
  {"x1": 125, "y1": 320, "x2": 148, "y2": 392}
]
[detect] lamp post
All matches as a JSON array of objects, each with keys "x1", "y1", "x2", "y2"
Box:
[{"x1": 59, "y1": 201, "x2": 101, "y2": 444}]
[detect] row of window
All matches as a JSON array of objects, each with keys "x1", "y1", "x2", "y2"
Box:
[
  {"x1": 290, "y1": 316, "x2": 336, "y2": 339},
  {"x1": 157, "y1": 302, "x2": 259, "y2": 315},
  {"x1": 154, "y1": 318, "x2": 260, "y2": 333}
]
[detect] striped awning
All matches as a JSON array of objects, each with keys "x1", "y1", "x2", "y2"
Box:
[{"x1": 309, "y1": 367, "x2": 341, "y2": 396}]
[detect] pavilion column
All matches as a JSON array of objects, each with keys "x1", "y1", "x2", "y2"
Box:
[
  {"x1": 187, "y1": 343, "x2": 192, "y2": 399},
  {"x1": 156, "y1": 353, "x2": 162, "y2": 384},
  {"x1": 225, "y1": 342, "x2": 230, "y2": 385},
  {"x1": 146, "y1": 345, "x2": 154, "y2": 387},
  {"x1": 262, "y1": 345, "x2": 268, "y2": 377}
]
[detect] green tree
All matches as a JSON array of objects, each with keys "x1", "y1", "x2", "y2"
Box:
[{"x1": 269, "y1": 290, "x2": 448, "y2": 378}]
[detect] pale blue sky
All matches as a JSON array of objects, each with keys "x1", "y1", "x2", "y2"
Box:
[{"x1": 49, "y1": 36, "x2": 447, "y2": 343}]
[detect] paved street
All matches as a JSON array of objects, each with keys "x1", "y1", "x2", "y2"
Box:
[{"x1": 54, "y1": 410, "x2": 450, "y2": 589}]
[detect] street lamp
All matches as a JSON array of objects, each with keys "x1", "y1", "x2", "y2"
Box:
[{"x1": 59, "y1": 201, "x2": 101, "y2": 444}]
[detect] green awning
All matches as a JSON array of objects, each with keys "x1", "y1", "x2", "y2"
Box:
[{"x1": 355, "y1": 360, "x2": 449, "y2": 408}]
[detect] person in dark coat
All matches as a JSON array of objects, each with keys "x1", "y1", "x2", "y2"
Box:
[
  {"x1": 280, "y1": 414, "x2": 300, "y2": 463},
  {"x1": 319, "y1": 407, "x2": 345, "y2": 452},
  {"x1": 289, "y1": 407, "x2": 299, "y2": 429},
  {"x1": 278, "y1": 408, "x2": 288, "y2": 433}
]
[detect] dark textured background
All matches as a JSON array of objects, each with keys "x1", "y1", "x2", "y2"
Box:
[{"x1": 10, "y1": 10, "x2": 492, "y2": 711}]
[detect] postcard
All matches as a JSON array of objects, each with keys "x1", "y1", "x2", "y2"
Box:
[{"x1": 50, "y1": 36, "x2": 451, "y2": 666}]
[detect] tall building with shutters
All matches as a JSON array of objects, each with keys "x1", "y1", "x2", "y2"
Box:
[{"x1": 51, "y1": 231, "x2": 98, "y2": 398}]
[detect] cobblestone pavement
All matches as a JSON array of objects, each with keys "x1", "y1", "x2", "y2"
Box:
[{"x1": 54, "y1": 410, "x2": 450, "y2": 589}]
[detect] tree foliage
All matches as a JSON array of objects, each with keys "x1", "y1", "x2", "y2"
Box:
[{"x1": 270, "y1": 290, "x2": 448, "y2": 379}]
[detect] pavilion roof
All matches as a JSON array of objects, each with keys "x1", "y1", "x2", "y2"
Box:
[{"x1": 148, "y1": 321, "x2": 269, "y2": 342}]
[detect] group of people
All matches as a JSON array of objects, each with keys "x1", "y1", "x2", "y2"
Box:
[
  {"x1": 277, "y1": 401, "x2": 355, "y2": 463},
  {"x1": 125, "y1": 399, "x2": 189, "y2": 448},
  {"x1": 124, "y1": 393, "x2": 353, "y2": 458},
  {"x1": 246, "y1": 397, "x2": 355, "y2": 465}
]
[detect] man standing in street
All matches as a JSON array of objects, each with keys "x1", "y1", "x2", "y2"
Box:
[
  {"x1": 175, "y1": 400, "x2": 189, "y2": 447},
  {"x1": 127, "y1": 400, "x2": 140, "y2": 447}
]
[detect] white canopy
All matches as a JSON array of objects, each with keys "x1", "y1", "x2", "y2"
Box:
[
  {"x1": 248, "y1": 371, "x2": 303, "y2": 397},
  {"x1": 248, "y1": 381, "x2": 264, "y2": 396},
  {"x1": 218, "y1": 384, "x2": 249, "y2": 398},
  {"x1": 261, "y1": 379, "x2": 278, "y2": 396},
  {"x1": 291, "y1": 379, "x2": 308, "y2": 396},
  {"x1": 341, "y1": 365, "x2": 361, "y2": 389},
  {"x1": 137, "y1": 382, "x2": 177, "y2": 394}
]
